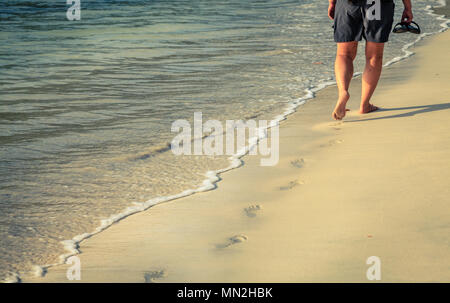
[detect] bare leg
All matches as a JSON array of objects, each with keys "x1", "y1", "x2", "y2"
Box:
[
  {"x1": 332, "y1": 42, "x2": 358, "y2": 120},
  {"x1": 360, "y1": 42, "x2": 384, "y2": 114}
]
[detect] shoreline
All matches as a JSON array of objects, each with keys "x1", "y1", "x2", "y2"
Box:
[
  {"x1": 20, "y1": 1, "x2": 447, "y2": 283},
  {"x1": 27, "y1": 24, "x2": 450, "y2": 283}
]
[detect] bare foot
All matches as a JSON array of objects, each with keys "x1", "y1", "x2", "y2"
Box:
[
  {"x1": 332, "y1": 92, "x2": 350, "y2": 120},
  {"x1": 359, "y1": 103, "x2": 379, "y2": 114}
]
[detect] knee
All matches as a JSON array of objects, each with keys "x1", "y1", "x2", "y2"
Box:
[
  {"x1": 366, "y1": 54, "x2": 383, "y2": 66},
  {"x1": 336, "y1": 51, "x2": 356, "y2": 62}
]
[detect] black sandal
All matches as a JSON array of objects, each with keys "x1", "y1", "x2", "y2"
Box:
[{"x1": 393, "y1": 21, "x2": 421, "y2": 34}]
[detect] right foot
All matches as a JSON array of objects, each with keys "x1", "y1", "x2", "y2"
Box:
[
  {"x1": 332, "y1": 92, "x2": 350, "y2": 120},
  {"x1": 359, "y1": 103, "x2": 379, "y2": 114}
]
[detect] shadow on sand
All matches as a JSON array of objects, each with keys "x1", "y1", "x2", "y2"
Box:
[{"x1": 346, "y1": 102, "x2": 450, "y2": 123}]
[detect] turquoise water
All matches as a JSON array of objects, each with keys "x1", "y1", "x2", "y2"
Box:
[{"x1": 0, "y1": 0, "x2": 446, "y2": 281}]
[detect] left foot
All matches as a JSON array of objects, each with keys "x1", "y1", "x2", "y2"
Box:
[
  {"x1": 359, "y1": 103, "x2": 379, "y2": 114},
  {"x1": 332, "y1": 92, "x2": 350, "y2": 120}
]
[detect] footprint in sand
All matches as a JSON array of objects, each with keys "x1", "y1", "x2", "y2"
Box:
[
  {"x1": 290, "y1": 158, "x2": 305, "y2": 168},
  {"x1": 216, "y1": 234, "x2": 248, "y2": 249},
  {"x1": 144, "y1": 270, "x2": 166, "y2": 283},
  {"x1": 279, "y1": 179, "x2": 304, "y2": 191},
  {"x1": 244, "y1": 205, "x2": 262, "y2": 218},
  {"x1": 327, "y1": 122, "x2": 342, "y2": 130},
  {"x1": 329, "y1": 121, "x2": 343, "y2": 128},
  {"x1": 331, "y1": 139, "x2": 344, "y2": 145},
  {"x1": 320, "y1": 139, "x2": 344, "y2": 148}
]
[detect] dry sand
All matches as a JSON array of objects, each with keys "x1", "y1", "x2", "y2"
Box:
[{"x1": 29, "y1": 29, "x2": 450, "y2": 283}]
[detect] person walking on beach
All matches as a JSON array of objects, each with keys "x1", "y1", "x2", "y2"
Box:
[{"x1": 329, "y1": 0, "x2": 414, "y2": 120}]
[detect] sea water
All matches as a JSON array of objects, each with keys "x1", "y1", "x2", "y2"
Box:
[{"x1": 0, "y1": 0, "x2": 447, "y2": 281}]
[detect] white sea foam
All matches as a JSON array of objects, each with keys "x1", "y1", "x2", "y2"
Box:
[
  {"x1": 15, "y1": 1, "x2": 448, "y2": 284},
  {"x1": 32, "y1": 265, "x2": 47, "y2": 277},
  {"x1": 2, "y1": 272, "x2": 21, "y2": 283}
]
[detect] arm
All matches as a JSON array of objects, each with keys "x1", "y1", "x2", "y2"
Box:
[
  {"x1": 328, "y1": 0, "x2": 336, "y2": 20},
  {"x1": 402, "y1": 0, "x2": 413, "y2": 23}
]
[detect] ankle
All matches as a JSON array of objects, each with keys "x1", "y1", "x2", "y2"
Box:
[
  {"x1": 360, "y1": 102, "x2": 369, "y2": 110},
  {"x1": 338, "y1": 91, "x2": 350, "y2": 102}
]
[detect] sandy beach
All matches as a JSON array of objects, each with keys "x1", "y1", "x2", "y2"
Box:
[{"x1": 28, "y1": 27, "x2": 450, "y2": 283}]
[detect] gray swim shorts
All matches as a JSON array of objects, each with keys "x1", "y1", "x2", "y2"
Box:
[{"x1": 334, "y1": 0, "x2": 395, "y2": 43}]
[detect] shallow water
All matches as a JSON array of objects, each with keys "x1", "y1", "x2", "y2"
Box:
[{"x1": 0, "y1": 0, "x2": 446, "y2": 281}]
